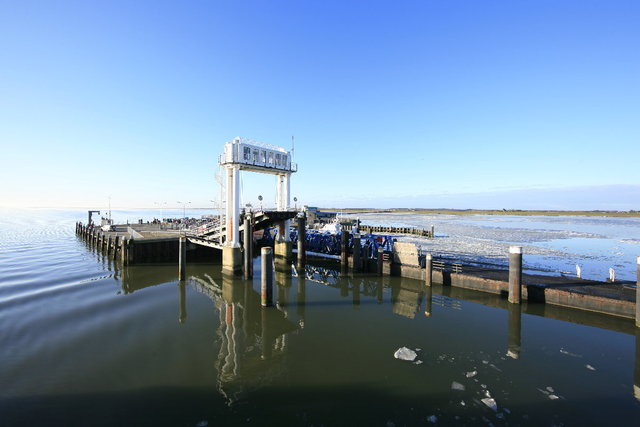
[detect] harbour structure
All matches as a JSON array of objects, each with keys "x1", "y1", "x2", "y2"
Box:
[
  {"x1": 218, "y1": 137, "x2": 297, "y2": 276},
  {"x1": 74, "y1": 137, "x2": 639, "y2": 328}
]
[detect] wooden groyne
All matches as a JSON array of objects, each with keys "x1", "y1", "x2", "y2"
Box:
[{"x1": 358, "y1": 224, "x2": 434, "y2": 238}]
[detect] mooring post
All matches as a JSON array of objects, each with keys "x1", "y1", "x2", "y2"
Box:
[
  {"x1": 243, "y1": 213, "x2": 253, "y2": 279},
  {"x1": 297, "y1": 213, "x2": 306, "y2": 269},
  {"x1": 508, "y1": 246, "x2": 523, "y2": 304},
  {"x1": 261, "y1": 247, "x2": 273, "y2": 307},
  {"x1": 114, "y1": 236, "x2": 120, "y2": 259},
  {"x1": 352, "y1": 234, "x2": 361, "y2": 272},
  {"x1": 122, "y1": 238, "x2": 131, "y2": 266},
  {"x1": 425, "y1": 253, "x2": 433, "y2": 287},
  {"x1": 431, "y1": 224, "x2": 435, "y2": 238},
  {"x1": 340, "y1": 228, "x2": 350, "y2": 267},
  {"x1": 377, "y1": 247, "x2": 384, "y2": 276},
  {"x1": 107, "y1": 236, "x2": 112, "y2": 256},
  {"x1": 178, "y1": 236, "x2": 186, "y2": 281},
  {"x1": 636, "y1": 256, "x2": 639, "y2": 328}
]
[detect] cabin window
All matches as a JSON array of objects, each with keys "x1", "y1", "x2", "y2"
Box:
[
  {"x1": 252, "y1": 149, "x2": 258, "y2": 162},
  {"x1": 268, "y1": 152, "x2": 274, "y2": 165},
  {"x1": 275, "y1": 153, "x2": 281, "y2": 166},
  {"x1": 282, "y1": 154, "x2": 288, "y2": 167},
  {"x1": 261, "y1": 150, "x2": 267, "y2": 163},
  {"x1": 243, "y1": 147, "x2": 251, "y2": 161}
]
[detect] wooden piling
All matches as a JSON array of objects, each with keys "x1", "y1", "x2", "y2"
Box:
[
  {"x1": 178, "y1": 236, "x2": 186, "y2": 281},
  {"x1": 377, "y1": 247, "x2": 384, "y2": 276},
  {"x1": 121, "y1": 238, "x2": 129, "y2": 266},
  {"x1": 261, "y1": 247, "x2": 273, "y2": 307},
  {"x1": 340, "y1": 228, "x2": 350, "y2": 267},
  {"x1": 508, "y1": 246, "x2": 523, "y2": 304},
  {"x1": 352, "y1": 234, "x2": 361, "y2": 272},
  {"x1": 636, "y1": 256, "x2": 640, "y2": 328},
  {"x1": 297, "y1": 213, "x2": 306, "y2": 269},
  {"x1": 425, "y1": 253, "x2": 433, "y2": 287},
  {"x1": 113, "y1": 236, "x2": 120, "y2": 259}
]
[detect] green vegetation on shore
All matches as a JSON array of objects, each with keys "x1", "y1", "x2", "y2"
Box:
[{"x1": 327, "y1": 208, "x2": 640, "y2": 217}]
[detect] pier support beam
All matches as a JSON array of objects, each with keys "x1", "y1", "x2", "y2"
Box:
[
  {"x1": 425, "y1": 253, "x2": 433, "y2": 287},
  {"x1": 179, "y1": 236, "x2": 186, "y2": 281},
  {"x1": 508, "y1": 246, "x2": 522, "y2": 304},
  {"x1": 243, "y1": 213, "x2": 253, "y2": 279},
  {"x1": 377, "y1": 247, "x2": 384, "y2": 276},
  {"x1": 261, "y1": 247, "x2": 273, "y2": 307},
  {"x1": 297, "y1": 213, "x2": 306, "y2": 269}
]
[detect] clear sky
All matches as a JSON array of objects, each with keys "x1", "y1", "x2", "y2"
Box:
[{"x1": 1, "y1": 0, "x2": 638, "y2": 211}]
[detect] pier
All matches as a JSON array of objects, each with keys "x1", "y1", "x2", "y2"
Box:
[{"x1": 75, "y1": 136, "x2": 639, "y2": 327}]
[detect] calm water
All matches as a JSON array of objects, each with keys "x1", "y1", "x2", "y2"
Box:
[{"x1": 1, "y1": 209, "x2": 639, "y2": 426}]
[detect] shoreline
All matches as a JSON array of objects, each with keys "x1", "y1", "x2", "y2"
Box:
[{"x1": 329, "y1": 208, "x2": 640, "y2": 217}]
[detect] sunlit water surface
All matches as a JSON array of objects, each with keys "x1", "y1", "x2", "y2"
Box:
[{"x1": 1, "y1": 209, "x2": 639, "y2": 426}]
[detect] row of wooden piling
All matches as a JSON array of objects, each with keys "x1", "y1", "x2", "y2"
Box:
[
  {"x1": 75, "y1": 222, "x2": 134, "y2": 266},
  {"x1": 357, "y1": 224, "x2": 434, "y2": 238}
]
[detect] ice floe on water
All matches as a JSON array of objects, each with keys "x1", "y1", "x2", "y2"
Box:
[
  {"x1": 560, "y1": 348, "x2": 582, "y2": 358},
  {"x1": 394, "y1": 347, "x2": 418, "y2": 362},
  {"x1": 481, "y1": 397, "x2": 498, "y2": 412},
  {"x1": 585, "y1": 364, "x2": 596, "y2": 371},
  {"x1": 426, "y1": 415, "x2": 438, "y2": 423},
  {"x1": 451, "y1": 381, "x2": 466, "y2": 391}
]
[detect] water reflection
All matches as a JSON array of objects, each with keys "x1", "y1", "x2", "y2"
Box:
[
  {"x1": 507, "y1": 304, "x2": 522, "y2": 359},
  {"x1": 636, "y1": 330, "x2": 640, "y2": 401},
  {"x1": 116, "y1": 260, "x2": 640, "y2": 407}
]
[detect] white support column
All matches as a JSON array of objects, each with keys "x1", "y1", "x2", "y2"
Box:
[
  {"x1": 226, "y1": 166, "x2": 240, "y2": 248},
  {"x1": 276, "y1": 174, "x2": 284, "y2": 211}
]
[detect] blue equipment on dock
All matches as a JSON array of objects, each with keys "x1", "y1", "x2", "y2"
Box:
[{"x1": 257, "y1": 228, "x2": 395, "y2": 258}]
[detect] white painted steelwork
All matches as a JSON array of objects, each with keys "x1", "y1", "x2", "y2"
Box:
[{"x1": 219, "y1": 137, "x2": 296, "y2": 247}]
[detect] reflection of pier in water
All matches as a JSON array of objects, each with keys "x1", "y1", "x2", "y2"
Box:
[
  {"x1": 118, "y1": 261, "x2": 640, "y2": 403},
  {"x1": 189, "y1": 274, "x2": 298, "y2": 405}
]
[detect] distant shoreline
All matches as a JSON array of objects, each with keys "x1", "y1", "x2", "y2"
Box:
[{"x1": 327, "y1": 208, "x2": 640, "y2": 218}]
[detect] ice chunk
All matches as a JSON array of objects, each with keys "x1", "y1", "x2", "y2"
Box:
[
  {"x1": 546, "y1": 386, "x2": 554, "y2": 393},
  {"x1": 196, "y1": 421, "x2": 208, "y2": 427},
  {"x1": 394, "y1": 347, "x2": 417, "y2": 361},
  {"x1": 414, "y1": 360, "x2": 423, "y2": 365},
  {"x1": 426, "y1": 415, "x2": 438, "y2": 423},
  {"x1": 548, "y1": 394, "x2": 559, "y2": 400},
  {"x1": 466, "y1": 370, "x2": 477, "y2": 378},
  {"x1": 451, "y1": 381, "x2": 465, "y2": 391},
  {"x1": 481, "y1": 397, "x2": 498, "y2": 412},
  {"x1": 586, "y1": 364, "x2": 596, "y2": 371},
  {"x1": 559, "y1": 348, "x2": 582, "y2": 358}
]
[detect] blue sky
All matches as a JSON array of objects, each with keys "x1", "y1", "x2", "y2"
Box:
[{"x1": 1, "y1": 0, "x2": 638, "y2": 210}]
